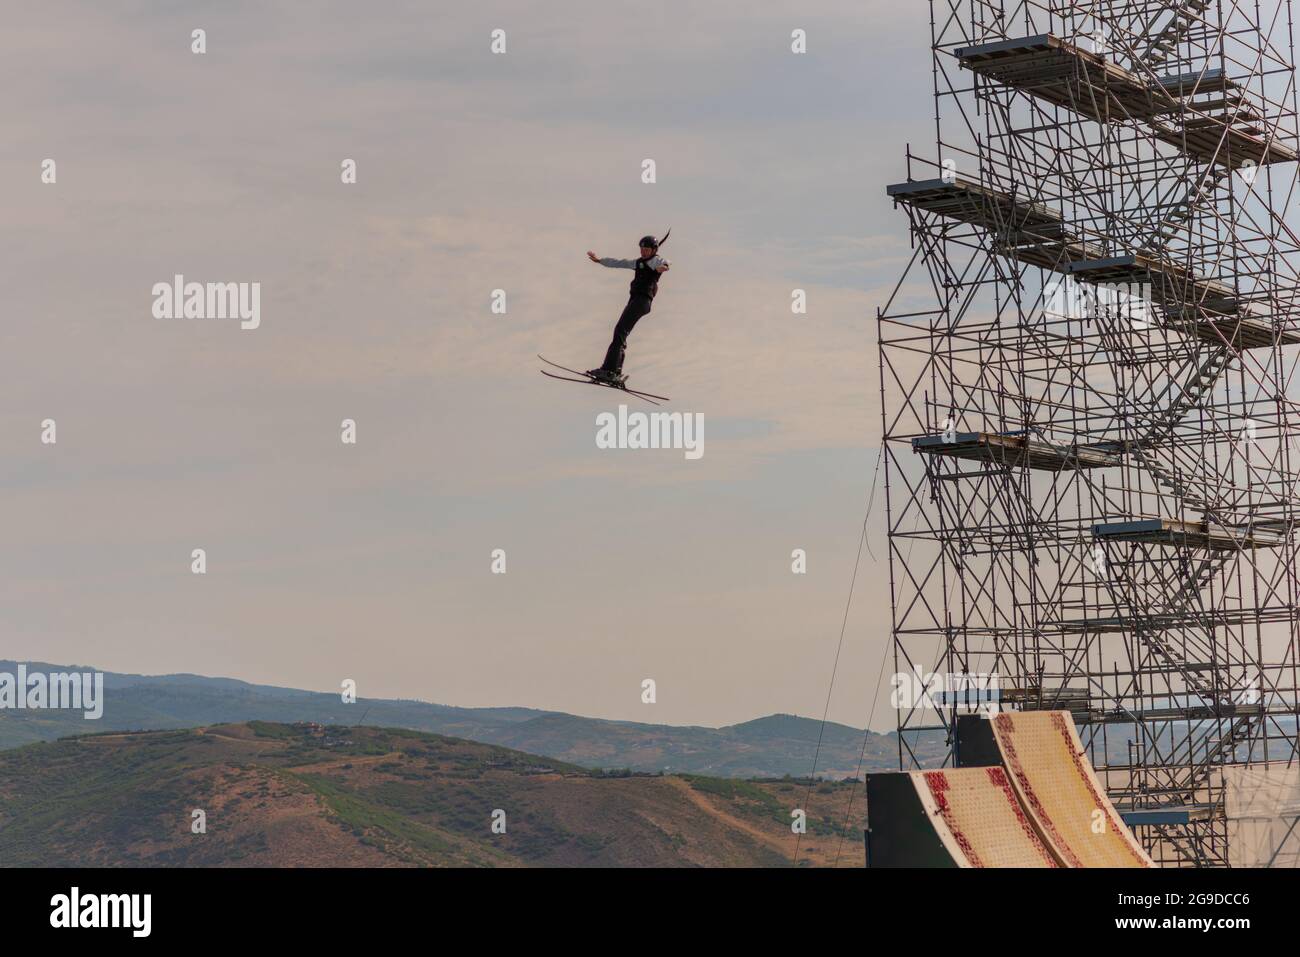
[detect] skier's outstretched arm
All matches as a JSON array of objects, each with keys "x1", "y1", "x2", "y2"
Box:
[{"x1": 587, "y1": 250, "x2": 635, "y2": 269}]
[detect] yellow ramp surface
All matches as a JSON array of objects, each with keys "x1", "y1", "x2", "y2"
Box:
[
  {"x1": 991, "y1": 711, "x2": 1154, "y2": 868},
  {"x1": 913, "y1": 767, "x2": 1060, "y2": 868}
]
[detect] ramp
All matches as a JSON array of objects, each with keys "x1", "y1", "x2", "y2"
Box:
[
  {"x1": 866, "y1": 767, "x2": 1059, "y2": 867},
  {"x1": 916, "y1": 767, "x2": 1060, "y2": 868},
  {"x1": 990, "y1": 711, "x2": 1155, "y2": 868}
]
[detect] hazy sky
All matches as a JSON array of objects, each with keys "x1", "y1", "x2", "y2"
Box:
[{"x1": 1, "y1": 2, "x2": 936, "y2": 732}]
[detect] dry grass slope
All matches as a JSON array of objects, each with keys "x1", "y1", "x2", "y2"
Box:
[{"x1": 0, "y1": 722, "x2": 864, "y2": 867}]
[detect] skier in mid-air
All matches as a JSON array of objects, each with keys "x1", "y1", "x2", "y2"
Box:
[{"x1": 584, "y1": 231, "x2": 671, "y2": 386}]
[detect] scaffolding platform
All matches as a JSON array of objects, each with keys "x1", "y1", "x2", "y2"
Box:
[
  {"x1": 1093, "y1": 517, "x2": 1289, "y2": 549},
  {"x1": 954, "y1": 34, "x2": 1298, "y2": 167},
  {"x1": 1120, "y1": 805, "x2": 1216, "y2": 827},
  {"x1": 887, "y1": 176, "x2": 1101, "y2": 269},
  {"x1": 1048, "y1": 609, "x2": 1287, "y2": 633},
  {"x1": 1168, "y1": 314, "x2": 1300, "y2": 349},
  {"x1": 887, "y1": 176, "x2": 1065, "y2": 235},
  {"x1": 1078, "y1": 703, "x2": 1269, "y2": 723},
  {"x1": 1064, "y1": 253, "x2": 1239, "y2": 314},
  {"x1": 1065, "y1": 254, "x2": 1300, "y2": 348},
  {"x1": 912, "y1": 431, "x2": 1124, "y2": 470},
  {"x1": 890, "y1": 179, "x2": 1300, "y2": 348}
]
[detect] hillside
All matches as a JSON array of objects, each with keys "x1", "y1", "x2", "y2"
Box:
[
  {"x1": 0, "y1": 661, "x2": 931, "y2": 775},
  {"x1": 0, "y1": 722, "x2": 865, "y2": 867}
]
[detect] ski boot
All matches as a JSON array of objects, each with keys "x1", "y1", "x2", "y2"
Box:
[{"x1": 586, "y1": 368, "x2": 627, "y2": 388}]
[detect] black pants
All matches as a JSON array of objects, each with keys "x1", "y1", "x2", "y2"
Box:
[{"x1": 601, "y1": 295, "x2": 653, "y2": 373}]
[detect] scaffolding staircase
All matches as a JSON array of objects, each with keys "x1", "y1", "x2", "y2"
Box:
[{"x1": 1141, "y1": 0, "x2": 1213, "y2": 70}]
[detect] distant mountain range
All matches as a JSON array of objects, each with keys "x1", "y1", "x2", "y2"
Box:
[
  {"x1": 0, "y1": 661, "x2": 939, "y2": 777},
  {"x1": 0, "y1": 722, "x2": 866, "y2": 866}
]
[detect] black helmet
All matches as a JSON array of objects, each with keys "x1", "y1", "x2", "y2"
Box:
[{"x1": 638, "y1": 228, "x2": 670, "y2": 251}]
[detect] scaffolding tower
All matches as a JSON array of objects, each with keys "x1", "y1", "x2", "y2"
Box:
[{"x1": 877, "y1": 0, "x2": 1300, "y2": 866}]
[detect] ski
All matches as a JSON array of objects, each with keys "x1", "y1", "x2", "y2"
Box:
[
  {"x1": 537, "y1": 355, "x2": 670, "y2": 405},
  {"x1": 540, "y1": 370, "x2": 665, "y2": 406}
]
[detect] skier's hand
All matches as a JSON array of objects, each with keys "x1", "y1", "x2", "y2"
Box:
[
  {"x1": 587, "y1": 250, "x2": 599, "y2": 262},
  {"x1": 655, "y1": 261, "x2": 670, "y2": 272}
]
